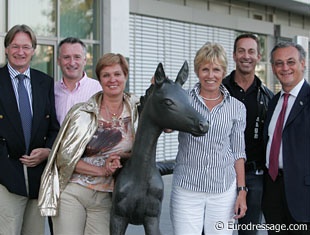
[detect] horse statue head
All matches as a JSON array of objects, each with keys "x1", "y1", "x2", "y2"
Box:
[{"x1": 143, "y1": 61, "x2": 209, "y2": 136}]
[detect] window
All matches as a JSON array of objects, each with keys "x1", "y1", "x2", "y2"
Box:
[
  {"x1": 32, "y1": 44, "x2": 54, "y2": 76},
  {"x1": 8, "y1": 0, "x2": 56, "y2": 37},
  {"x1": 60, "y1": 0, "x2": 100, "y2": 40},
  {"x1": 1, "y1": 0, "x2": 101, "y2": 80}
]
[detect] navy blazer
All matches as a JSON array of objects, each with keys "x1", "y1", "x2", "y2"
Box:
[
  {"x1": 264, "y1": 80, "x2": 310, "y2": 222},
  {"x1": 0, "y1": 65, "x2": 59, "y2": 198}
]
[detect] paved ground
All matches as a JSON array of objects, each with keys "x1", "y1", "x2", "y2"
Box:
[
  {"x1": 125, "y1": 174, "x2": 267, "y2": 235},
  {"x1": 45, "y1": 174, "x2": 267, "y2": 235}
]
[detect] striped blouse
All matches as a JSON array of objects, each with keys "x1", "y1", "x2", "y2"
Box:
[{"x1": 172, "y1": 83, "x2": 246, "y2": 194}]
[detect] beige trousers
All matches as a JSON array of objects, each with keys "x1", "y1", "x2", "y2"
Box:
[
  {"x1": 0, "y1": 184, "x2": 45, "y2": 235},
  {"x1": 52, "y1": 182, "x2": 112, "y2": 235}
]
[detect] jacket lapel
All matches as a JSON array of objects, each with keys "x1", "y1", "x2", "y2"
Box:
[
  {"x1": 29, "y1": 69, "x2": 45, "y2": 141},
  {"x1": 285, "y1": 81, "x2": 310, "y2": 128}
]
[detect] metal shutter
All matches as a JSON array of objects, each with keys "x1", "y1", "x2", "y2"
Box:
[{"x1": 129, "y1": 14, "x2": 235, "y2": 161}]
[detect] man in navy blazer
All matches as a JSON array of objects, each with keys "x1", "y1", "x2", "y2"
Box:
[
  {"x1": 0, "y1": 25, "x2": 59, "y2": 235},
  {"x1": 263, "y1": 41, "x2": 310, "y2": 235}
]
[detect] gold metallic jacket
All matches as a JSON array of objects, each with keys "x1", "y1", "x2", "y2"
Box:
[{"x1": 38, "y1": 92, "x2": 140, "y2": 216}]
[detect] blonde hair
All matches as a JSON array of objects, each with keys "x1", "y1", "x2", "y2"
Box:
[{"x1": 194, "y1": 42, "x2": 228, "y2": 76}]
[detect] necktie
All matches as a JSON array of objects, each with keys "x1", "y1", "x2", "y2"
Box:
[
  {"x1": 17, "y1": 74, "x2": 32, "y2": 153},
  {"x1": 269, "y1": 93, "x2": 289, "y2": 181}
]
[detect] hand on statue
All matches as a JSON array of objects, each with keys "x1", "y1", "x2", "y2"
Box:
[
  {"x1": 118, "y1": 151, "x2": 131, "y2": 159},
  {"x1": 104, "y1": 154, "x2": 122, "y2": 176},
  {"x1": 163, "y1": 129, "x2": 174, "y2": 133}
]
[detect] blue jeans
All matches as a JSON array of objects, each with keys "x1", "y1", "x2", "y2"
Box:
[{"x1": 238, "y1": 170, "x2": 264, "y2": 235}]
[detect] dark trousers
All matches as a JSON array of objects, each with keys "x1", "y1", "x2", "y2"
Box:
[
  {"x1": 238, "y1": 170, "x2": 264, "y2": 235},
  {"x1": 262, "y1": 172, "x2": 310, "y2": 235}
]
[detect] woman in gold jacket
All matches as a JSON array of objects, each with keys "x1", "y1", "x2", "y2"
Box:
[{"x1": 38, "y1": 53, "x2": 139, "y2": 235}]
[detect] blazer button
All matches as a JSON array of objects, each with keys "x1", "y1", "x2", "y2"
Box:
[
  {"x1": 44, "y1": 136, "x2": 47, "y2": 140},
  {"x1": 46, "y1": 114, "x2": 50, "y2": 119},
  {"x1": 0, "y1": 115, "x2": 3, "y2": 119}
]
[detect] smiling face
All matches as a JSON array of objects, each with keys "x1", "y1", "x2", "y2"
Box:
[
  {"x1": 198, "y1": 60, "x2": 225, "y2": 95},
  {"x1": 194, "y1": 43, "x2": 227, "y2": 97},
  {"x1": 99, "y1": 63, "x2": 127, "y2": 98},
  {"x1": 5, "y1": 32, "x2": 35, "y2": 73},
  {"x1": 271, "y1": 46, "x2": 305, "y2": 92},
  {"x1": 233, "y1": 37, "x2": 261, "y2": 75},
  {"x1": 57, "y1": 42, "x2": 87, "y2": 81}
]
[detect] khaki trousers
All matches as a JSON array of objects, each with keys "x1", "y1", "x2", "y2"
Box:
[
  {"x1": 0, "y1": 184, "x2": 45, "y2": 235},
  {"x1": 52, "y1": 182, "x2": 112, "y2": 235}
]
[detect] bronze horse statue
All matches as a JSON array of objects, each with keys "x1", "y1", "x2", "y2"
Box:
[{"x1": 110, "y1": 61, "x2": 209, "y2": 235}]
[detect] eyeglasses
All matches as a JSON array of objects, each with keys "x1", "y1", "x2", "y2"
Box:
[
  {"x1": 9, "y1": 44, "x2": 33, "y2": 51},
  {"x1": 273, "y1": 60, "x2": 296, "y2": 68}
]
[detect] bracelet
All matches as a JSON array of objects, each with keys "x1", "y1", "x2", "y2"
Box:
[{"x1": 237, "y1": 186, "x2": 248, "y2": 194}]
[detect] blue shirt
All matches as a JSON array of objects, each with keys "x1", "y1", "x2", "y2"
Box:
[{"x1": 172, "y1": 83, "x2": 246, "y2": 193}]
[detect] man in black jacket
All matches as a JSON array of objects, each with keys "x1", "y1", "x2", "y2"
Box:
[
  {"x1": 222, "y1": 33, "x2": 273, "y2": 235},
  {"x1": 0, "y1": 24, "x2": 59, "y2": 235}
]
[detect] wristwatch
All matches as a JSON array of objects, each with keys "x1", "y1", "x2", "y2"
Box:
[{"x1": 237, "y1": 186, "x2": 248, "y2": 194}]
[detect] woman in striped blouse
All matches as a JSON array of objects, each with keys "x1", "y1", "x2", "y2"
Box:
[{"x1": 170, "y1": 42, "x2": 247, "y2": 235}]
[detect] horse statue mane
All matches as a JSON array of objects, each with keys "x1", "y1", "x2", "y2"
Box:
[{"x1": 110, "y1": 61, "x2": 209, "y2": 235}]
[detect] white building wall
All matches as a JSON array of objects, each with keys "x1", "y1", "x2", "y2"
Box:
[
  {"x1": 103, "y1": 0, "x2": 130, "y2": 57},
  {"x1": 130, "y1": 0, "x2": 310, "y2": 38},
  {"x1": 127, "y1": 0, "x2": 310, "y2": 161}
]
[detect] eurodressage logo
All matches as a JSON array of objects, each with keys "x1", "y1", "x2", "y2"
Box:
[{"x1": 214, "y1": 221, "x2": 308, "y2": 232}]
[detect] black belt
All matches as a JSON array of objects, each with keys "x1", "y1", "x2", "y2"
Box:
[{"x1": 245, "y1": 161, "x2": 263, "y2": 172}]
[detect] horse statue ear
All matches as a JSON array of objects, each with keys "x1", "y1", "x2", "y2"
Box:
[
  {"x1": 175, "y1": 61, "x2": 188, "y2": 87},
  {"x1": 154, "y1": 62, "x2": 166, "y2": 86}
]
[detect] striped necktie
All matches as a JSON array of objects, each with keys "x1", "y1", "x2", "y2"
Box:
[{"x1": 16, "y1": 74, "x2": 32, "y2": 153}]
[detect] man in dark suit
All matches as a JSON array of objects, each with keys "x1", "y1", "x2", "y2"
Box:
[
  {"x1": 263, "y1": 41, "x2": 310, "y2": 235},
  {"x1": 0, "y1": 24, "x2": 59, "y2": 235}
]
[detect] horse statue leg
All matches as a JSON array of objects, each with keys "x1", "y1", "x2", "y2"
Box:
[
  {"x1": 144, "y1": 216, "x2": 162, "y2": 235},
  {"x1": 110, "y1": 214, "x2": 129, "y2": 235}
]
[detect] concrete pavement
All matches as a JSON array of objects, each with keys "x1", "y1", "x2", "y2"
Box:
[
  {"x1": 45, "y1": 174, "x2": 267, "y2": 235},
  {"x1": 126, "y1": 174, "x2": 267, "y2": 235}
]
